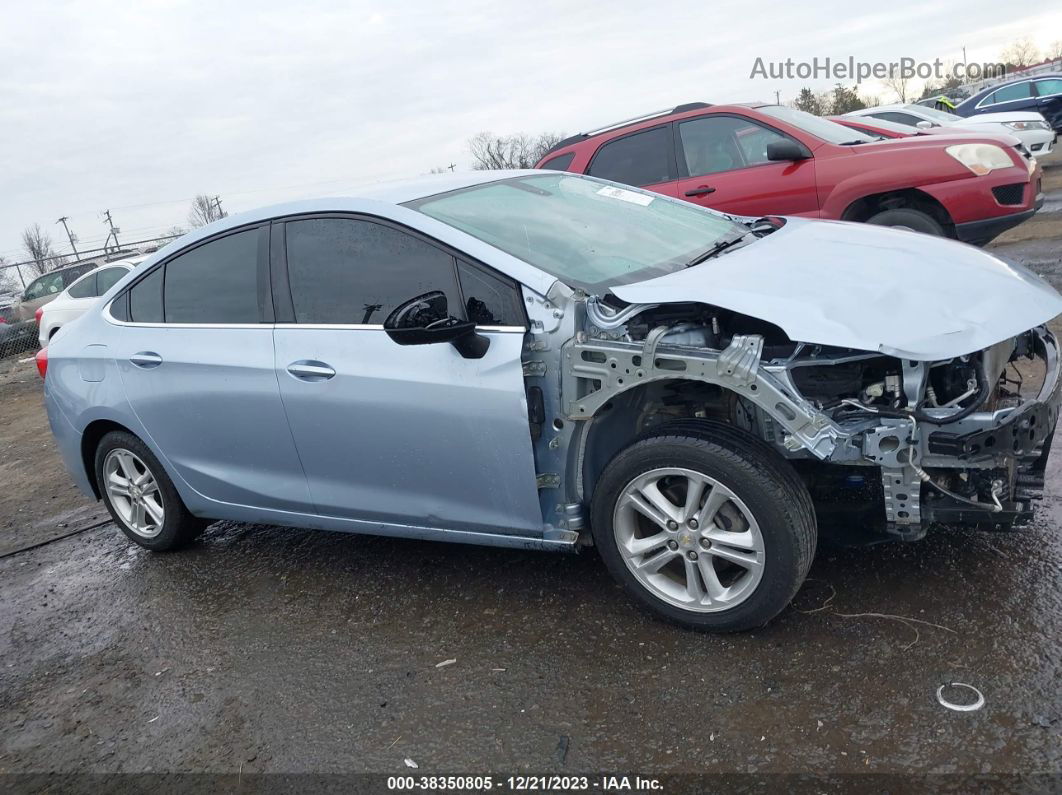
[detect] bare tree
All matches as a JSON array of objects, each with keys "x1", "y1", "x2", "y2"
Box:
[
  {"x1": 882, "y1": 70, "x2": 912, "y2": 103},
  {"x1": 1049, "y1": 40, "x2": 1062, "y2": 62},
  {"x1": 469, "y1": 132, "x2": 566, "y2": 170},
  {"x1": 188, "y1": 194, "x2": 226, "y2": 228},
  {"x1": 1000, "y1": 37, "x2": 1040, "y2": 69},
  {"x1": 21, "y1": 223, "x2": 62, "y2": 277}
]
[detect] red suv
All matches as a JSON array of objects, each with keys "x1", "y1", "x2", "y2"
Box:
[{"x1": 536, "y1": 102, "x2": 1043, "y2": 246}]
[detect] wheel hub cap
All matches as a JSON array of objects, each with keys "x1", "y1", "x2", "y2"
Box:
[
  {"x1": 103, "y1": 448, "x2": 165, "y2": 539},
  {"x1": 613, "y1": 467, "x2": 765, "y2": 613}
]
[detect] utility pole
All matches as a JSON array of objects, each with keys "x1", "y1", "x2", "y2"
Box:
[
  {"x1": 56, "y1": 217, "x2": 80, "y2": 259},
  {"x1": 448, "y1": 163, "x2": 456, "y2": 172},
  {"x1": 774, "y1": 90, "x2": 781, "y2": 105},
  {"x1": 213, "y1": 196, "x2": 226, "y2": 219},
  {"x1": 102, "y1": 210, "x2": 121, "y2": 253}
]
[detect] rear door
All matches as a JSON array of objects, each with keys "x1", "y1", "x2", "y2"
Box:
[
  {"x1": 672, "y1": 114, "x2": 819, "y2": 216},
  {"x1": 110, "y1": 225, "x2": 312, "y2": 512},
  {"x1": 271, "y1": 215, "x2": 543, "y2": 535},
  {"x1": 586, "y1": 125, "x2": 680, "y2": 197}
]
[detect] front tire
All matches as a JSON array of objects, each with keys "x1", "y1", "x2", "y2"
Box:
[
  {"x1": 866, "y1": 207, "x2": 944, "y2": 236},
  {"x1": 95, "y1": 431, "x2": 207, "y2": 551},
  {"x1": 590, "y1": 424, "x2": 816, "y2": 632}
]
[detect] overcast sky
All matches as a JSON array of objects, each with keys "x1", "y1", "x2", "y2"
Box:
[{"x1": 1, "y1": 0, "x2": 1059, "y2": 263}]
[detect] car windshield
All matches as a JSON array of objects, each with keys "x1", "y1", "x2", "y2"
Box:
[
  {"x1": 908, "y1": 105, "x2": 959, "y2": 122},
  {"x1": 757, "y1": 105, "x2": 874, "y2": 144},
  {"x1": 407, "y1": 173, "x2": 746, "y2": 291}
]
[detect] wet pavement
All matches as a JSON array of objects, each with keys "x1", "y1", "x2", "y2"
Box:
[
  {"x1": 1, "y1": 170, "x2": 1061, "y2": 777},
  {"x1": 2, "y1": 492, "x2": 1061, "y2": 775}
]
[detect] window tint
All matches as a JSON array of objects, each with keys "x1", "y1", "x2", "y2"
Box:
[
  {"x1": 456, "y1": 262, "x2": 525, "y2": 327},
  {"x1": 285, "y1": 218, "x2": 463, "y2": 325},
  {"x1": 62, "y1": 265, "x2": 94, "y2": 285},
  {"x1": 67, "y1": 273, "x2": 97, "y2": 299},
  {"x1": 1035, "y1": 79, "x2": 1062, "y2": 97},
  {"x1": 96, "y1": 267, "x2": 127, "y2": 295},
  {"x1": 871, "y1": 112, "x2": 923, "y2": 126},
  {"x1": 987, "y1": 82, "x2": 1033, "y2": 104},
  {"x1": 163, "y1": 229, "x2": 259, "y2": 323},
  {"x1": 678, "y1": 116, "x2": 789, "y2": 176},
  {"x1": 539, "y1": 152, "x2": 575, "y2": 172},
  {"x1": 129, "y1": 267, "x2": 164, "y2": 323},
  {"x1": 588, "y1": 127, "x2": 671, "y2": 186}
]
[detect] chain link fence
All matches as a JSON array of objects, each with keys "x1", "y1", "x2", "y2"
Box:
[{"x1": 0, "y1": 235, "x2": 180, "y2": 362}]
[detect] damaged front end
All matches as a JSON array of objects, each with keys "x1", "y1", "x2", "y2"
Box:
[{"x1": 560, "y1": 295, "x2": 1061, "y2": 540}]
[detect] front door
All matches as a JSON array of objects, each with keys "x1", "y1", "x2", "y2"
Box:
[
  {"x1": 673, "y1": 114, "x2": 819, "y2": 217},
  {"x1": 271, "y1": 216, "x2": 543, "y2": 536}
]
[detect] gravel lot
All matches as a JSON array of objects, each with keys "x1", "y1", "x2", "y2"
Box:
[{"x1": 2, "y1": 156, "x2": 1061, "y2": 779}]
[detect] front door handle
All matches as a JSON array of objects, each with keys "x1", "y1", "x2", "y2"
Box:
[
  {"x1": 684, "y1": 185, "x2": 717, "y2": 197},
  {"x1": 130, "y1": 352, "x2": 163, "y2": 369},
  {"x1": 287, "y1": 360, "x2": 336, "y2": 382}
]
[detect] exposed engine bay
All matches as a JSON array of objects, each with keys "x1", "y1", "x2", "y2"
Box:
[{"x1": 554, "y1": 294, "x2": 1061, "y2": 540}]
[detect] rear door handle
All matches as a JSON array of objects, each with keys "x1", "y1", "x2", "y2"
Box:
[
  {"x1": 287, "y1": 360, "x2": 336, "y2": 382},
  {"x1": 684, "y1": 186, "x2": 717, "y2": 197},
  {"x1": 129, "y1": 352, "x2": 163, "y2": 369}
]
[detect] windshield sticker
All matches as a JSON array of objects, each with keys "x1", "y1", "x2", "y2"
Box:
[{"x1": 596, "y1": 186, "x2": 654, "y2": 206}]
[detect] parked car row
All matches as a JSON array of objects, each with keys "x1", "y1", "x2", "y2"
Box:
[
  {"x1": 842, "y1": 102, "x2": 1056, "y2": 156},
  {"x1": 535, "y1": 101, "x2": 1045, "y2": 245},
  {"x1": 0, "y1": 256, "x2": 148, "y2": 358}
]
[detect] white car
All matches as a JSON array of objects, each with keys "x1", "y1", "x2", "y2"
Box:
[
  {"x1": 844, "y1": 104, "x2": 1055, "y2": 156},
  {"x1": 38, "y1": 257, "x2": 145, "y2": 345}
]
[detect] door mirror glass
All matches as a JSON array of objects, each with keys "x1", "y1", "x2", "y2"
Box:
[
  {"x1": 384, "y1": 291, "x2": 490, "y2": 359},
  {"x1": 384, "y1": 290, "x2": 450, "y2": 330},
  {"x1": 765, "y1": 140, "x2": 810, "y2": 161}
]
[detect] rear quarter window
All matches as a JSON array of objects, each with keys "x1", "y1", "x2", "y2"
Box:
[
  {"x1": 539, "y1": 152, "x2": 575, "y2": 172},
  {"x1": 588, "y1": 126, "x2": 673, "y2": 187}
]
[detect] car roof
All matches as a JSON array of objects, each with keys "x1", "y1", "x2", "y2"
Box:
[{"x1": 117, "y1": 171, "x2": 564, "y2": 296}]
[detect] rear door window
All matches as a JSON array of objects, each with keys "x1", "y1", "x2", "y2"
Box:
[
  {"x1": 284, "y1": 218, "x2": 464, "y2": 325},
  {"x1": 986, "y1": 82, "x2": 1034, "y2": 105},
  {"x1": 539, "y1": 152, "x2": 575, "y2": 172},
  {"x1": 163, "y1": 229, "x2": 260, "y2": 323},
  {"x1": 96, "y1": 267, "x2": 128, "y2": 295},
  {"x1": 588, "y1": 126, "x2": 673, "y2": 187},
  {"x1": 66, "y1": 273, "x2": 97, "y2": 299}
]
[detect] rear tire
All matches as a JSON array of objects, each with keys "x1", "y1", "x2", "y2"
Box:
[
  {"x1": 94, "y1": 431, "x2": 208, "y2": 551},
  {"x1": 866, "y1": 208, "x2": 944, "y2": 236},
  {"x1": 590, "y1": 423, "x2": 816, "y2": 632}
]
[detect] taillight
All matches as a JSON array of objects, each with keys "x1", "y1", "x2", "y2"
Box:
[
  {"x1": 34, "y1": 306, "x2": 43, "y2": 324},
  {"x1": 35, "y1": 347, "x2": 48, "y2": 378}
]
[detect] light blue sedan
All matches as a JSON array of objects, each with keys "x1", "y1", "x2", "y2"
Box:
[{"x1": 41, "y1": 170, "x2": 1062, "y2": 630}]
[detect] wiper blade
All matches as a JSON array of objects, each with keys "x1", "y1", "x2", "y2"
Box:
[
  {"x1": 839, "y1": 139, "x2": 867, "y2": 145},
  {"x1": 684, "y1": 232, "x2": 752, "y2": 267}
]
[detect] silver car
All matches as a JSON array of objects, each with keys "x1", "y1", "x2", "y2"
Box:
[{"x1": 42, "y1": 170, "x2": 1062, "y2": 631}]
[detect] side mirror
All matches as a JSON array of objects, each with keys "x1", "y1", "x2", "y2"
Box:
[
  {"x1": 915, "y1": 120, "x2": 934, "y2": 129},
  {"x1": 383, "y1": 291, "x2": 490, "y2": 359},
  {"x1": 766, "y1": 140, "x2": 811, "y2": 161}
]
